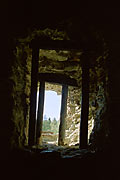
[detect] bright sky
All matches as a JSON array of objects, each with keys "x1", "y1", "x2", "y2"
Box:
[
  {"x1": 43, "y1": 91, "x2": 61, "y2": 120},
  {"x1": 36, "y1": 90, "x2": 61, "y2": 120}
]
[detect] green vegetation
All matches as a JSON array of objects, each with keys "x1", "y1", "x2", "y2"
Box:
[{"x1": 42, "y1": 117, "x2": 60, "y2": 134}]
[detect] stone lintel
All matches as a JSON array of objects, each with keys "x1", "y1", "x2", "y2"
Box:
[{"x1": 38, "y1": 73, "x2": 78, "y2": 87}]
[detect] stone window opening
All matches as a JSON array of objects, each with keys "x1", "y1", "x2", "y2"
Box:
[
  {"x1": 35, "y1": 80, "x2": 95, "y2": 148},
  {"x1": 35, "y1": 79, "x2": 74, "y2": 147},
  {"x1": 8, "y1": 26, "x2": 109, "y2": 157},
  {"x1": 35, "y1": 80, "x2": 92, "y2": 148},
  {"x1": 36, "y1": 82, "x2": 62, "y2": 146},
  {"x1": 28, "y1": 39, "x2": 94, "y2": 150}
]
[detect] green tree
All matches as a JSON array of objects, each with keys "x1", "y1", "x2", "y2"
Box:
[
  {"x1": 51, "y1": 118, "x2": 59, "y2": 134},
  {"x1": 48, "y1": 117, "x2": 51, "y2": 127},
  {"x1": 42, "y1": 117, "x2": 51, "y2": 131}
]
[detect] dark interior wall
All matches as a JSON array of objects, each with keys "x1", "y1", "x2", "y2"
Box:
[
  {"x1": 6, "y1": 4, "x2": 120, "y2": 151},
  {"x1": 108, "y1": 41, "x2": 120, "y2": 153},
  {"x1": 7, "y1": 40, "x2": 29, "y2": 148},
  {"x1": 100, "y1": 13, "x2": 120, "y2": 152}
]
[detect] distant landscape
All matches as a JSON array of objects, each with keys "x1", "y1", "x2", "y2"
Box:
[{"x1": 43, "y1": 114, "x2": 60, "y2": 134}]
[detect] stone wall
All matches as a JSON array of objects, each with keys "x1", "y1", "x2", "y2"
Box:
[
  {"x1": 65, "y1": 87, "x2": 81, "y2": 146},
  {"x1": 64, "y1": 80, "x2": 109, "y2": 148},
  {"x1": 89, "y1": 52, "x2": 110, "y2": 150},
  {"x1": 64, "y1": 51, "x2": 110, "y2": 147},
  {"x1": 9, "y1": 43, "x2": 31, "y2": 148}
]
